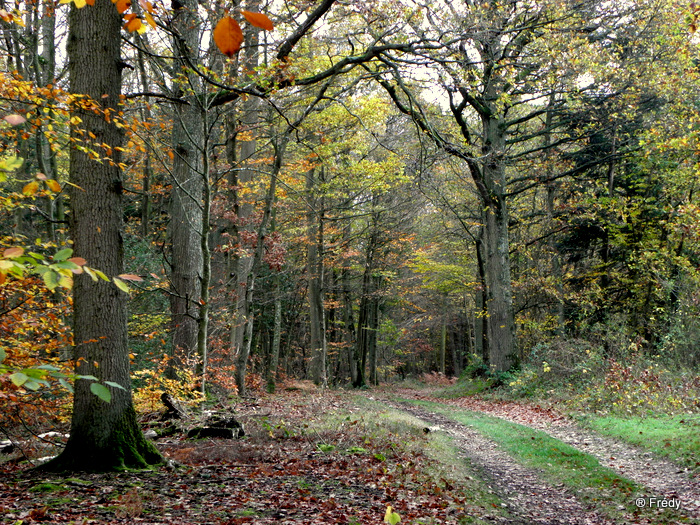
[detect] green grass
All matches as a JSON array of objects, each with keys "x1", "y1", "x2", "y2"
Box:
[
  {"x1": 317, "y1": 394, "x2": 507, "y2": 524},
  {"x1": 408, "y1": 399, "x2": 689, "y2": 524},
  {"x1": 574, "y1": 413, "x2": 700, "y2": 472}
]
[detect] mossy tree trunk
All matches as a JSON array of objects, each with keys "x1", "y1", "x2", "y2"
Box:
[{"x1": 41, "y1": 0, "x2": 161, "y2": 472}]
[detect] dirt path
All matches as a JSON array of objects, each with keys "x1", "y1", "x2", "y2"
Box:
[
  {"x1": 381, "y1": 398, "x2": 617, "y2": 525},
  {"x1": 378, "y1": 393, "x2": 700, "y2": 525},
  {"x1": 437, "y1": 394, "x2": 700, "y2": 519}
]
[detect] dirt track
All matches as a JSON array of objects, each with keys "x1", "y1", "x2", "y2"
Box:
[{"x1": 379, "y1": 394, "x2": 700, "y2": 525}]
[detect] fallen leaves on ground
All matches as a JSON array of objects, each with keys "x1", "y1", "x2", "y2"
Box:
[{"x1": 0, "y1": 390, "x2": 493, "y2": 524}]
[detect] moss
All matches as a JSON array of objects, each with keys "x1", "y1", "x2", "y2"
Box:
[{"x1": 39, "y1": 406, "x2": 162, "y2": 473}]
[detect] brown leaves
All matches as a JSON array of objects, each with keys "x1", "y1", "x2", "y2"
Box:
[
  {"x1": 241, "y1": 10, "x2": 273, "y2": 31},
  {"x1": 214, "y1": 11, "x2": 273, "y2": 57},
  {"x1": 214, "y1": 16, "x2": 244, "y2": 57}
]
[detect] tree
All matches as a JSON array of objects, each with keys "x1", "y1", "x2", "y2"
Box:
[{"x1": 41, "y1": 0, "x2": 161, "y2": 472}]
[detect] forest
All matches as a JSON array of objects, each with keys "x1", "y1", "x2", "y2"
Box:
[{"x1": 0, "y1": 0, "x2": 699, "y2": 522}]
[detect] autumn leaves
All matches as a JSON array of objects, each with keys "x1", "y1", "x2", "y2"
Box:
[{"x1": 54, "y1": 0, "x2": 274, "y2": 56}]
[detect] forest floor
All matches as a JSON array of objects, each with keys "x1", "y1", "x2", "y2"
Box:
[{"x1": 0, "y1": 383, "x2": 698, "y2": 524}]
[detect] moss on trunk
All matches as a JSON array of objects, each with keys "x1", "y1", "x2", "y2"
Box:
[{"x1": 39, "y1": 406, "x2": 162, "y2": 473}]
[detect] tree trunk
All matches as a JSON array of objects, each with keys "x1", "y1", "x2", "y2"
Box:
[
  {"x1": 266, "y1": 284, "x2": 282, "y2": 393},
  {"x1": 306, "y1": 168, "x2": 327, "y2": 386},
  {"x1": 41, "y1": 0, "x2": 161, "y2": 472},
  {"x1": 168, "y1": 0, "x2": 204, "y2": 378}
]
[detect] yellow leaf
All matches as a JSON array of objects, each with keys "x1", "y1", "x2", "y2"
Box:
[
  {"x1": 23, "y1": 181, "x2": 39, "y2": 196},
  {"x1": 241, "y1": 10, "x2": 273, "y2": 31},
  {"x1": 113, "y1": 277, "x2": 130, "y2": 293},
  {"x1": 213, "y1": 16, "x2": 243, "y2": 57},
  {"x1": 46, "y1": 179, "x2": 62, "y2": 193},
  {"x1": 144, "y1": 11, "x2": 156, "y2": 28}
]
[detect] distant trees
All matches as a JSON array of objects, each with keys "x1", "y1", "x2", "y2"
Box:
[{"x1": 1, "y1": 0, "x2": 699, "y2": 472}]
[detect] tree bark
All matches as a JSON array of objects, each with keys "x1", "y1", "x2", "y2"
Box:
[
  {"x1": 168, "y1": 0, "x2": 204, "y2": 378},
  {"x1": 306, "y1": 168, "x2": 327, "y2": 386},
  {"x1": 41, "y1": 0, "x2": 161, "y2": 472}
]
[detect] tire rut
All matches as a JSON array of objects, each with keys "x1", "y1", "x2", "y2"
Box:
[{"x1": 380, "y1": 398, "x2": 623, "y2": 525}]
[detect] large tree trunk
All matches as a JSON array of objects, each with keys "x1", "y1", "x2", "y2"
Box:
[
  {"x1": 42, "y1": 0, "x2": 161, "y2": 472},
  {"x1": 168, "y1": 0, "x2": 204, "y2": 377},
  {"x1": 482, "y1": 198, "x2": 517, "y2": 372}
]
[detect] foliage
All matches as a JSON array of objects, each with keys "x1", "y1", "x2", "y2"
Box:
[{"x1": 132, "y1": 353, "x2": 204, "y2": 414}]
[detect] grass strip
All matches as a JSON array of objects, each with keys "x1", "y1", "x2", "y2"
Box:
[
  {"x1": 313, "y1": 394, "x2": 508, "y2": 524},
  {"x1": 408, "y1": 399, "x2": 690, "y2": 524},
  {"x1": 574, "y1": 413, "x2": 700, "y2": 473}
]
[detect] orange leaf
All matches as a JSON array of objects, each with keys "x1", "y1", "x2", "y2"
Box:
[
  {"x1": 241, "y1": 10, "x2": 273, "y2": 31},
  {"x1": 213, "y1": 16, "x2": 243, "y2": 57},
  {"x1": 46, "y1": 179, "x2": 62, "y2": 193},
  {"x1": 86, "y1": 0, "x2": 95, "y2": 5},
  {"x1": 22, "y1": 181, "x2": 39, "y2": 196},
  {"x1": 124, "y1": 12, "x2": 137, "y2": 21},
  {"x1": 118, "y1": 273, "x2": 143, "y2": 282},
  {"x1": 68, "y1": 257, "x2": 87, "y2": 266},
  {"x1": 116, "y1": 0, "x2": 131, "y2": 14},
  {"x1": 145, "y1": 11, "x2": 156, "y2": 28},
  {"x1": 36, "y1": 172, "x2": 47, "y2": 180},
  {"x1": 138, "y1": 0, "x2": 155, "y2": 12},
  {"x1": 3, "y1": 247, "x2": 24, "y2": 258}
]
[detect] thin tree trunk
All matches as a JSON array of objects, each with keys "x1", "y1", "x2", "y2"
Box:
[{"x1": 306, "y1": 168, "x2": 327, "y2": 386}]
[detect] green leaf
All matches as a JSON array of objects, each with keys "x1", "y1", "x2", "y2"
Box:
[
  {"x1": 384, "y1": 506, "x2": 401, "y2": 525},
  {"x1": 10, "y1": 372, "x2": 29, "y2": 387},
  {"x1": 0, "y1": 348, "x2": 5, "y2": 363},
  {"x1": 113, "y1": 277, "x2": 130, "y2": 293},
  {"x1": 42, "y1": 270, "x2": 61, "y2": 291},
  {"x1": 0, "y1": 155, "x2": 23, "y2": 173},
  {"x1": 104, "y1": 380, "x2": 126, "y2": 391},
  {"x1": 94, "y1": 269, "x2": 109, "y2": 281},
  {"x1": 53, "y1": 248, "x2": 73, "y2": 262},
  {"x1": 90, "y1": 382, "x2": 111, "y2": 403},
  {"x1": 78, "y1": 375, "x2": 98, "y2": 381},
  {"x1": 22, "y1": 378, "x2": 43, "y2": 391},
  {"x1": 36, "y1": 364, "x2": 60, "y2": 372},
  {"x1": 53, "y1": 261, "x2": 80, "y2": 270},
  {"x1": 23, "y1": 368, "x2": 49, "y2": 379},
  {"x1": 59, "y1": 378, "x2": 74, "y2": 393},
  {"x1": 317, "y1": 443, "x2": 336, "y2": 453}
]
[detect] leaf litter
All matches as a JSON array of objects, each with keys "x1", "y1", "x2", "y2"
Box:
[{"x1": 0, "y1": 389, "x2": 502, "y2": 524}]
